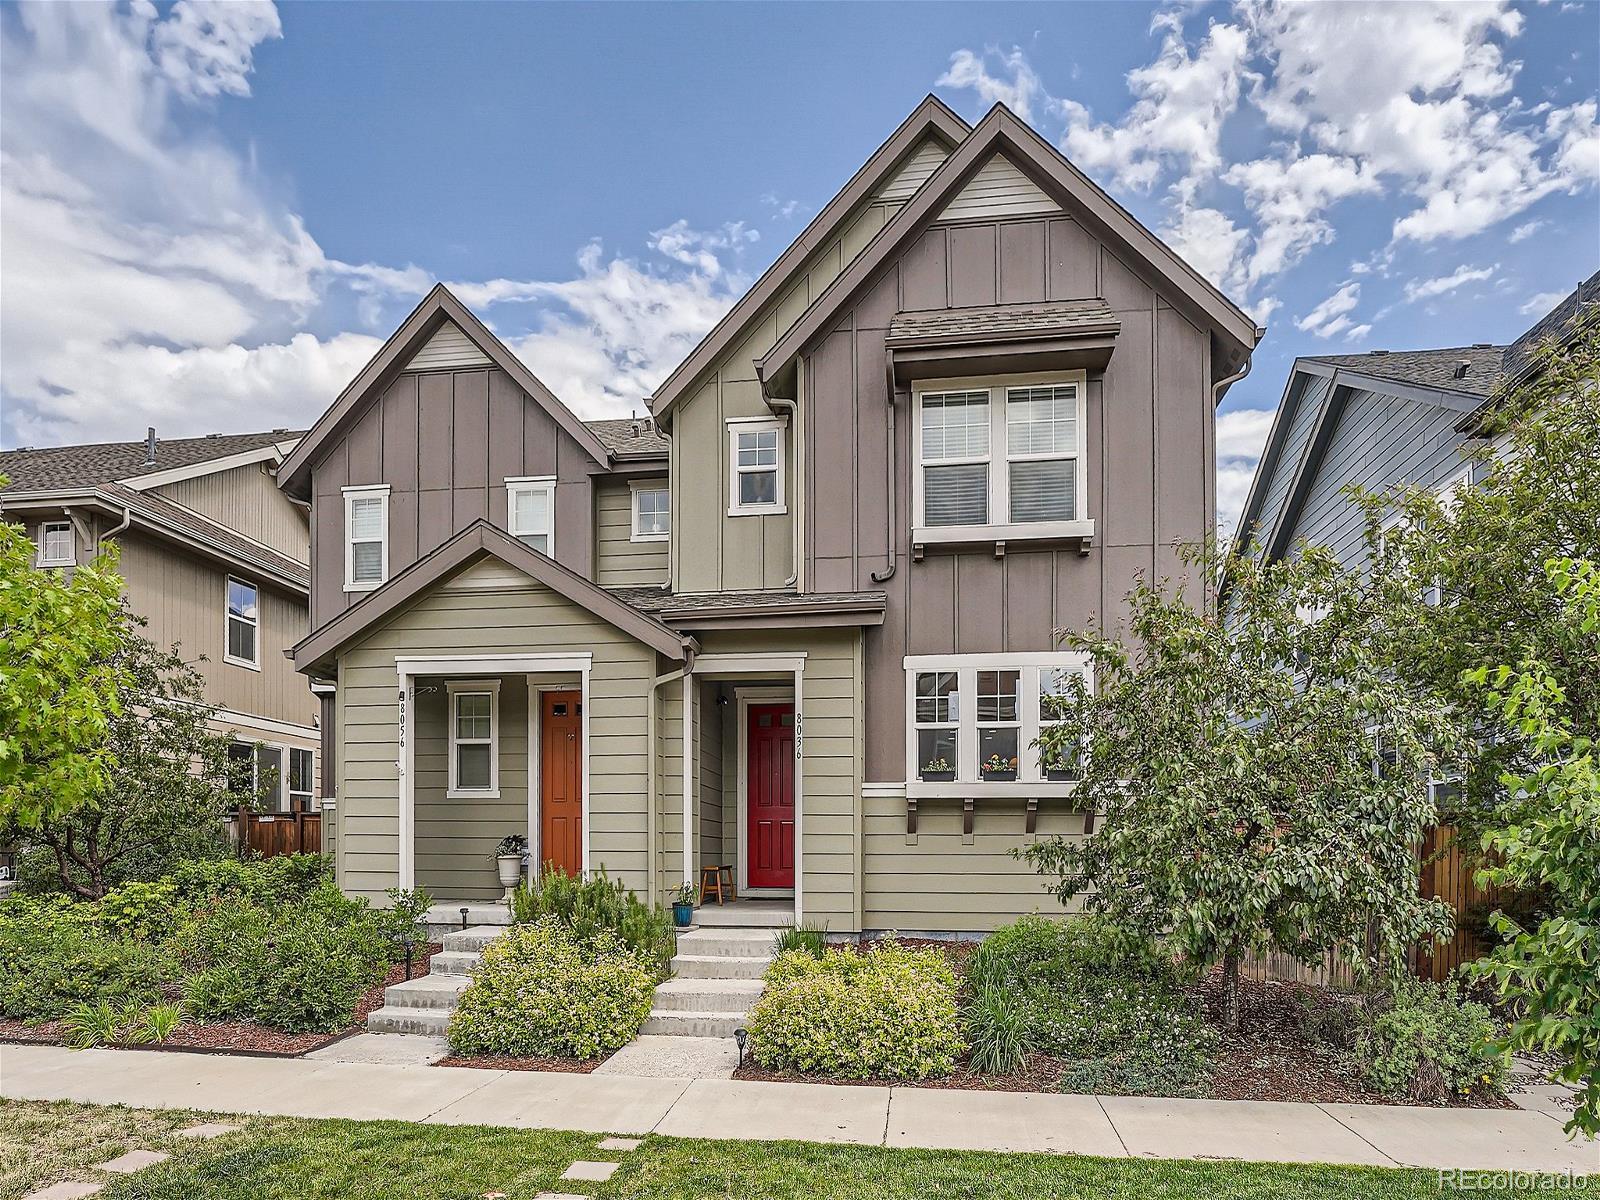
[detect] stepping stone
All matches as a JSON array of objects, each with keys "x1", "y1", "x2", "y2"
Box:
[
  {"x1": 560, "y1": 1160, "x2": 620, "y2": 1182},
  {"x1": 23, "y1": 1183, "x2": 103, "y2": 1200},
  {"x1": 173, "y1": 1122, "x2": 241, "y2": 1139},
  {"x1": 95, "y1": 1149, "x2": 169, "y2": 1174},
  {"x1": 597, "y1": 1137, "x2": 641, "y2": 1151}
]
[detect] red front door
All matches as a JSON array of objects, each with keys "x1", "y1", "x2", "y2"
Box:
[
  {"x1": 540, "y1": 691, "x2": 582, "y2": 877},
  {"x1": 747, "y1": 703, "x2": 795, "y2": 889}
]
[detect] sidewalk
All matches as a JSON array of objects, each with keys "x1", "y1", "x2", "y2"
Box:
[{"x1": 1, "y1": 1043, "x2": 1592, "y2": 1175}]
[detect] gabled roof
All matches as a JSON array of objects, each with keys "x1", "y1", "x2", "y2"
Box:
[
  {"x1": 278, "y1": 285, "x2": 614, "y2": 498},
  {"x1": 757, "y1": 104, "x2": 1261, "y2": 392},
  {"x1": 0, "y1": 429, "x2": 299, "y2": 492},
  {"x1": 885, "y1": 299, "x2": 1118, "y2": 346},
  {"x1": 1502, "y1": 269, "x2": 1599, "y2": 383},
  {"x1": 291, "y1": 520, "x2": 693, "y2": 670},
  {"x1": 647, "y1": 95, "x2": 971, "y2": 427},
  {"x1": 1299, "y1": 346, "x2": 1505, "y2": 401}
]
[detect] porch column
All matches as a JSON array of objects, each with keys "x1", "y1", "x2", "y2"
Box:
[
  {"x1": 681, "y1": 672, "x2": 694, "y2": 887},
  {"x1": 396, "y1": 670, "x2": 414, "y2": 890}
]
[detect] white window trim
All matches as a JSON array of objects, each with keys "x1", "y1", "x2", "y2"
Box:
[
  {"x1": 342, "y1": 485, "x2": 390, "y2": 593},
  {"x1": 229, "y1": 740, "x2": 289, "y2": 812},
  {"x1": 223, "y1": 576, "x2": 261, "y2": 671},
  {"x1": 629, "y1": 480, "x2": 671, "y2": 542},
  {"x1": 35, "y1": 520, "x2": 73, "y2": 567},
  {"x1": 912, "y1": 371, "x2": 1092, "y2": 544},
  {"x1": 506, "y1": 476, "x2": 556, "y2": 556},
  {"x1": 727, "y1": 416, "x2": 787, "y2": 517},
  {"x1": 288, "y1": 746, "x2": 316, "y2": 812},
  {"x1": 447, "y1": 679, "x2": 500, "y2": 799},
  {"x1": 903, "y1": 652, "x2": 1093, "y2": 796}
]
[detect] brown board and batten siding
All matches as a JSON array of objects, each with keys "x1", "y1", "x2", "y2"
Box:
[
  {"x1": 332, "y1": 559, "x2": 657, "y2": 903},
  {"x1": 669, "y1": 135, "x2": 953, "y2": 595},
  {"x1": 308, "y1": 362, "x2": 604, "y2": 627},
  {"x1": 802, "y1": 209, "x2": 1214, "y2": 784},
  {"x1": 594, "y1": 477, "x2": 669, "y2": 586},
  {"x1": 156, "y1": 463, "x2": 310, "y2": 565}
]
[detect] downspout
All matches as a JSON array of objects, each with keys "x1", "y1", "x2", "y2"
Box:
[
  {"x1": 648, "y1": 642, "x2": 695, "y2": 906},
  {"x1": 870, "y1": 345, "x2": 898, "y2": 584},
  {"x1": 768, "y1": 395, "x2": 801, "y2": 588},
  {"x1": 1212, "y1": 351, "x2": 1255, "y2": 604},
  {"x1": 97, "y1": 505, "x2": 133, "y2": 545}
]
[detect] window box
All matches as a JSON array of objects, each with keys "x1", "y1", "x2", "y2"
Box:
[
  {"x1": 980, "y1": 758, "x2": 1019, "y2": 782},
  {"x1": 919, "y1": 764, "x2": 956, "y2": 782},
  {"x1": 1044, "y1": 766, "x2": 1078, "y2": 783}
]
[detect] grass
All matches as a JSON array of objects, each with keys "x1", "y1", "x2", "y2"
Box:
[{"x1": 0, "y1": 1099, "x2": 1564, "y2": 1200}]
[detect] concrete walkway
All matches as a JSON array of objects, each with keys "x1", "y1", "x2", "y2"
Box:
[{"x1": 1, "y1": 1044, "x2": 1592, "y2": 1175}]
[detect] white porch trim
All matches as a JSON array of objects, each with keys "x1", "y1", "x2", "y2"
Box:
[{"x1": 395, "y1": 652, "x2": 592, "y2": 891}]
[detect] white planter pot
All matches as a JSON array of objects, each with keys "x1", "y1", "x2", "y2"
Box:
[{"x1": 496, "y1": 855, "x2": 523, "y2": 889}]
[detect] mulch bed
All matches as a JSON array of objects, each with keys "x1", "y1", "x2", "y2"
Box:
[
  {"x1": 0, "y1": 945, "x2": 442, "y2": 1058},
  {"x1": 435, "y1": 1052, "x2": 604, "y2": 1073}
]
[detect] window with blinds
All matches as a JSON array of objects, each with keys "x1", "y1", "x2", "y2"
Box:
[{"x1": 920, "y1": 390, "x2": 990, "y2": 526}]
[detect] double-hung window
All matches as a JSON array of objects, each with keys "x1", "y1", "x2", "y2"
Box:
[
  {"x1": 632, "y1": 484, "x2": 670, "y2": 541},
  {"x1": 506, "y1": 477, "x2": 555, "y2": 554},
  {"x1": 289, "y1": 748, "x2": 316, "y2": 812},
  {"x1": 35, "y1": 521, "x2": 73, "y2": 567},
  {"x1": 906, "y1": 655, "x2": 1092, "y2": 785},
  {"x1": 224, "y1": 577, "x2": 260, "y2": 669},
  {"x1": 343, "y1": 485, "x2": 389, "y2": 591},
  {"x1": 914, "y1": 373, "x2": 1088, "y2": 537},
  {"x1": 448, "y1": 681, "x2": 499, "y2": 798},
  {"x1": 727, "y1": 418, "x2": 785, "y2": 515}
]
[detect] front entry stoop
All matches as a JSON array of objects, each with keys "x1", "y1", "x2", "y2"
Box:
[
  {"x1": 641, "y1": 913, "x2": 779, "y2": 1038},
  {"x1": 366, "y1": 924, "x2": 502, "y2": 1036}
]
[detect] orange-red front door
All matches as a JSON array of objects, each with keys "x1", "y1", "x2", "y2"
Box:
[
  {"x1": 540, "y1": 691, "x2": 582, "y2": 876},
  {"x1": 747, "y1": 703, "x2": 795, "y2": 889}
]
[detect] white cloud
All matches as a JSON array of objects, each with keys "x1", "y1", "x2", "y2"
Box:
[
  {"x1": 937, "y1": 47, "x2": 1045, "y2": 123},
  {"x1": 1295, "y1": 282, "x2": 1362, "y2": 339},
  {"x1": 1216, "y1": 406, "x2": 1276, "y2": 537},
  {"x1": 1402, "y1": 264, "x2": 1496, "y2": 302},
  {"x1": 151, "y1": 0, "x2": 282, "y2": 100},
  {"x1": 646, "y1": 219, "x2": 758, "y2": 279},
  {"x1": 1221, "y1": 152, "x2": 1380, "y2": 284},
  {"x1": 1160, "y1": 205, "x2": 1249, "y2": 295},
  {"x1": 1521, "y1": 289, "x2": 1568, "y2": 315},
  {"x1": 1343, "y1": 323, "x2": 1372, "y2": 342},
  {"x1": 1509, "y1": 219, "x2": 1546, "y2": 242}
]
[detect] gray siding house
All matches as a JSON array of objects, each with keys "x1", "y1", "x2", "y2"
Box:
[
  {"x1": 0, "y1": 431, "x2": 322, "y2": 814},
  {"x1": 280, "y1": 98, "x2": 1260, "y2": 934}
]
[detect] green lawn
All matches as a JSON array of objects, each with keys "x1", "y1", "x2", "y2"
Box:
[{"x1": 0, "y1": 1098, "x2": 1561, "y2": 1200}]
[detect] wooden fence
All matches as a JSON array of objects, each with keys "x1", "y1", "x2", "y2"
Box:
[
  {"x1": 236, "y1": 808, "x2": 321, "y2": 859},
  {"x1": 1241, "y1": 824, "x2": 1504, "y2": 988}
]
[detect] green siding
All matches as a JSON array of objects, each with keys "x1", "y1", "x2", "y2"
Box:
[{"x1": 595, "y1": 477, "x2": 669, "y2": 586}]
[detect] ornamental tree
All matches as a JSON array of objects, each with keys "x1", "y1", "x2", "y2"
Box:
[
  {"x1": 1468, "y1": 558, "x2": 1600, "y2": 1138},
  {"x1": 1024, "y1": 541, "x2": 1456, "y2": 1031},
  {"x1": 0, "y1": 506, "x2": 127, "y2": 828}
]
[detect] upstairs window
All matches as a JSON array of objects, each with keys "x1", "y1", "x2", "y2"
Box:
[
  {"x1": 225, "y1": 577, "x2": 259, "y2": 669},
  {"x1": 632, "y1": 485, "x2": 670, "y2": 541},
  {"x1": 448, "y1": 681, "x2": 499, "y2": 797},
  {"x1": 36, "y1": 521, "x2": 73, "y2": 567},
  {"x1": 507, "y1": 478, "x2": 555, "y2": 555},
  {"x1": 343, "y1": 486, "x2": 389, "y2": 591},
  {"x1": 914, "y1": 374, "x2": 1087, "y2": 534},
  {"x1": 728, "y1": 418, "x2": 786, "y2": 515}
]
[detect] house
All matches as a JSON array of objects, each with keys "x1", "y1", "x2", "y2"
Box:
[
  {"x1": 278, "y1": 97, "x2": 1260, "y2": 935},
  {"x1": 0, "y1": 429, "x2": 323, "y2": 839}
]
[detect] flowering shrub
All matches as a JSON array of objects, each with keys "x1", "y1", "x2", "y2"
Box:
[
  {"x1": 747, "y1": 943, "x2": 964, "y2": 1080},
  {"x1": 448, "y1": 917, "x2": 657, "y2": 1059},
  {"x1": 1356, "y1": 979, "x2": 1505, "y2": 1102}
]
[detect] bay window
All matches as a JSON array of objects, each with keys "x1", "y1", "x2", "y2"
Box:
[{"x1": 905, "y1": 655, "x2": 1092, "y2": 786}]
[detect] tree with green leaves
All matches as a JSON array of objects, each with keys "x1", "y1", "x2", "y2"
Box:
[
  {"x1": 1356, "y1": 313, "x2": 1600, "y2": 837},
  {"x1": 0, "y1": 506, "x2": 128, "y2": 828},
  {"x1": 18, "y1": 622, "x2": 239, "y2": 899},
  {"x1": 1467, "y1": 557, "x2": 1600, "y2": 1138},
  {"x1": 1025, "y1": 542, "x2": 1456, "y2": 1031}
]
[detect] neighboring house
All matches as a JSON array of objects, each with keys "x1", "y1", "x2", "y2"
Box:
[
  {"x1": 278, "y1": 97, "x2": 1260, "y2": 934},
  {"x1": 0, "y1": 429, "x2": 323, "y2": 824}
]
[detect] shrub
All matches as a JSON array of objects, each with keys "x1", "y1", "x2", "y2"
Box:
[
  {"x1": 964, "y1": 983, "x2": 1032, "y2": 1075},
  {"x1": 447, "y1": 917, "x2": 656, "y2": 1059},
  {"x1": 0, "y1": 909, "x2": 168, "y2": 1021},
  {"x1": 747, "y1": 943, "x2": 964, "y2": 1080},
  {"x1": 63, "y1": 1001, "x2": 139, "y2": 1048},
  {"x1": 772, "y1": 924, "x2": 827, "y2": 958},
  {"x1": 1356, "y1": 979, "x2": 1505, "y2": 1103},
  {"x1": 168, "y1": 855, "x2": 332, "y2": 907},
  {"x1": 508, "y1": 868, "x2": 674, "y2": 978},
  {"x1": 97, "y1": 880, "x2": 180, "y2": 941}
]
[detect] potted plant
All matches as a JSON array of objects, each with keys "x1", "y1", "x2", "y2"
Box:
[
  {"x1": 494, "y1": 834, "x2": 527, "y2": 894},
  {"x1": 920, "y1": 757, "x2": 955, "y2": 782},
  {"x1": 980, "y1": 753, "x2": 1018, "y2": 782},
  {"x1": 672, "y1": 882, "x2": 698, "y2": 929}
]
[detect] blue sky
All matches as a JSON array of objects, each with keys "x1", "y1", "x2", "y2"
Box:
[{"x1": 2, "y1": 1, "x2": 1596, "y2": 532}]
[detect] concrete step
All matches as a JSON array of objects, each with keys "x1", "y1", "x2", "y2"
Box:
[
  {"x1": 671, "y1": 954, "x2": 771, "y2": 980},
  {"x1": 692, "y1": 905, "x2": 794, "y2": 929},
  {"x1": 366, "y1": 1005, "x2": 452, "y2": 1036},
  {"x1": 674, "y1": 928, "x2": 780, "y2": 958},
  {"x1": 442, "y1": 925, "x2": 508, "y2": 953},
  {"x1": 641, "y1": 1010, "x2": 749, "y2": 1038},
  {"x1": 427, "y1": 951, "x2": 482, "y2": 976},
  {"x1": 651, "y1": 978, "x2": 765, "y2": 1013},
  {"x1": 383, "y1": 973, "x2": 471, "y2": 1010}
]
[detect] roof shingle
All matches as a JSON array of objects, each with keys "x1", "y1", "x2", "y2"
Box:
[
  {"x1": 1299, "y1": 346, "x2": 1507, "y2": 399},
  {"x1": 585, "y1": 418, "x2": 668, "y2": 458},
  {"x1": 0, "y1": 429, "x2": 300, "y2": 492},
  {"x1": 886, "y1": 300, "x2": 1118, "y2": 345}
]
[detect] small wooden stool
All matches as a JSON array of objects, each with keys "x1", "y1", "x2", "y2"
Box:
[{"x1": 698, "y1": 864, "x2": 735, "y2": 905}]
